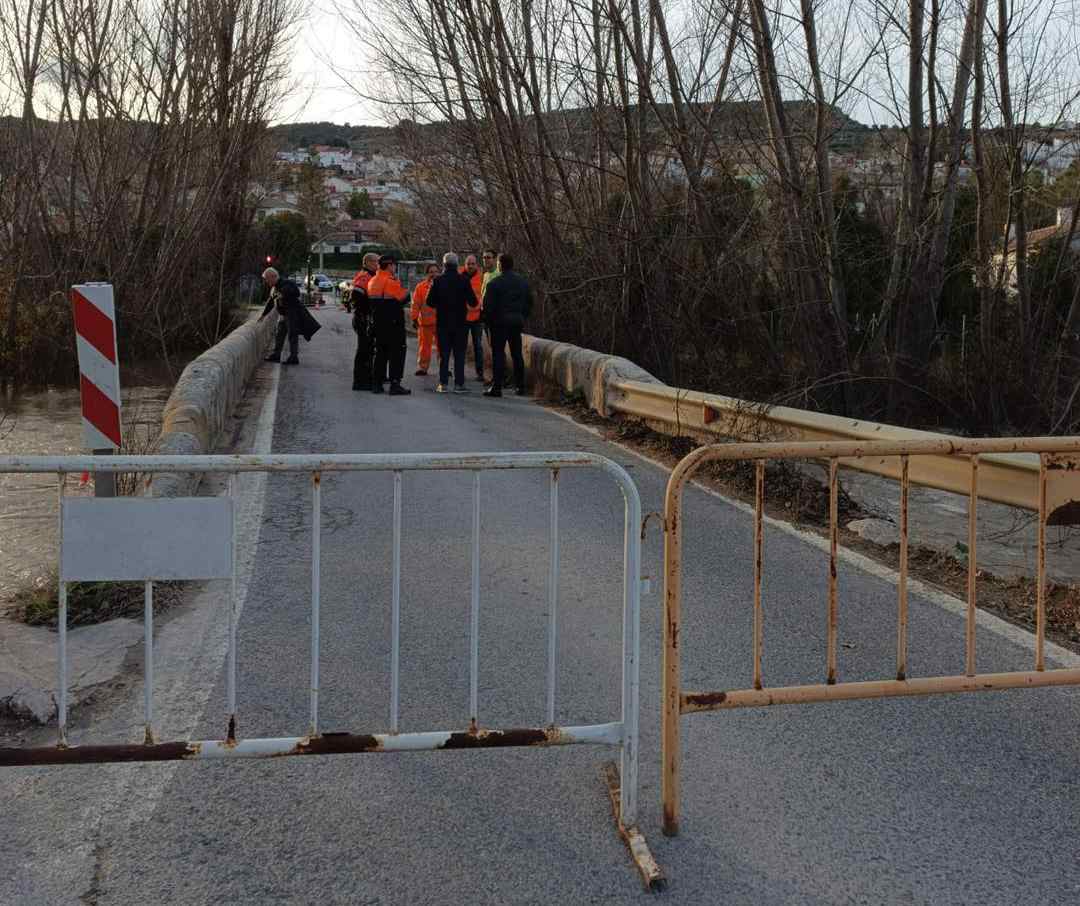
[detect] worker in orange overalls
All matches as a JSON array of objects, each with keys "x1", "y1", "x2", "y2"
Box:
[
  {"x1": 410, "y1": 262, "x2": 441, "y2": 376},
  {"x1": 462, "y1": 254, "x2": 485, "y2": 382},
  {"x1": 367, "y1": 254, "x2": 412, "y2": 395}
]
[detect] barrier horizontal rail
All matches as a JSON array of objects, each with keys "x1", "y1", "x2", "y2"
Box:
[
  {"x1": 610, "y1": 380, "x2": 1079, "y2": 520},
  {"x1": 0, "y1": 451, "x2": 662, "y2": 889},
  {"x1": 661, "y1": 437, "x2": 1080, "y2": 839}
]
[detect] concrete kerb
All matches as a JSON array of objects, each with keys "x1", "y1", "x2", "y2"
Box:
[{"x1": 152, "y1": 313, "x2": 275, "y2": 497}]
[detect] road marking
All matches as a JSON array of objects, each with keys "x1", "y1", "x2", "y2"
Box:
[
  {"x1": 9, "y1": 359, "x2": 285, "y2": 898},
  {"x1": 544, "y1": 406, "x2": 1080, "y2": 669}
]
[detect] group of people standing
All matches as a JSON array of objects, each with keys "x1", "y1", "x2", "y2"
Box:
[{"x1": 351, "y1": 249, "x2": 533, "y2": 398}]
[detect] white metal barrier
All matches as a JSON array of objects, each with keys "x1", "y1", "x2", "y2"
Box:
[{"x1": 0, "y1": 452, "x2": 662, "y2": 888}]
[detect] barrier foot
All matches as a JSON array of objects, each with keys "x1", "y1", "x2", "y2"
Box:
[{"x1": 602, "y1": 762, "x2": 666, "y2": 892}]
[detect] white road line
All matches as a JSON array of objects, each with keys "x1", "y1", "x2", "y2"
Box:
[
  {"x1": 15, "y1": 361, "x2": 285, "y2": 898},
  {"x1": 544, "y1": 406, "x2": 1080, "y2": 669}
]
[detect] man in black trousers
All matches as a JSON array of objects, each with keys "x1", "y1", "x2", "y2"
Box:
[
  {"x1": 426, "y1": 252, "x2": 479, "y2": 393},
  {"x1": 482, "y1": 253, "x2": 533, "y2": 397},
  {"x1": 259, "y1": 267, "x2": 319, "y2": 365}
]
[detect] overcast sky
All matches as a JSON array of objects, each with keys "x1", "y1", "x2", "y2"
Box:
[{"x1": 275, "y1": 4, "x2": 380, "y2": 126}]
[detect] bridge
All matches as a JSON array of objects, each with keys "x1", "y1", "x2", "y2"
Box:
[{"x1": 2, "y1": 307, "x2": 1080, "y2": 903}]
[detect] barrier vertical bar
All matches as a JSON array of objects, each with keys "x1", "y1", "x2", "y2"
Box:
[
  {"x1": 57, "y1": 473, "x2": 68, "y2": 747},
  {"x1": 391, "y1": 471, "x2": 402, "y2": 733},
  {"x1": 753, "y1": 460, "x2": 765, "y2": 690},
  {"x1": 310, "y1": 471, "x2": 322, "y2": 736},
  {"x1": 618, "y1": 468, "x2": 642, "y2": 828},
  {"x1": 547, "y1": 469, "x2": 559, "y2": 726},
  {"x1": 470, "y1": 472, "x2": 480, "y2": 730},
  {"x1": 827, "y1": 459, "x2": 839, "y2": 685},
  {"x1": 897, "y1": 456, "x2": 910, "y2": 681},
  {"x1": 227, "y1": 473, "x2": 238, "y2": 742},
  {"x1": 1036, "y1": 455, "x2": 1047, "y2": 671},
  {"x1": 662, "y1": 462, "x2": 685, "y2": 837},
  {"x1": 966, "y1": 456, "x2": 979, "y2": 676},
  {"x1": 144, "y1": 580, "x2": 154, "y2": 743}
]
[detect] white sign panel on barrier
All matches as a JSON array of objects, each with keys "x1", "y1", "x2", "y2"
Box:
[{"x1": 61, "y1": 497, "x2": 233, "y2": 581}]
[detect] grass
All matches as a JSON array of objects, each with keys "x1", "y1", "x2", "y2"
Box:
[{"x1": 7, "y1": 572, "x2": 182, "y2": 628}]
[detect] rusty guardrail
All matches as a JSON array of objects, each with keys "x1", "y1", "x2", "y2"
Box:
[
  {"x1": 660, "y1": 437, "x2": 1080, "y2": 838},
  {"x1": 610, "y1": 380, "x2": 1077, "y2": 521}
]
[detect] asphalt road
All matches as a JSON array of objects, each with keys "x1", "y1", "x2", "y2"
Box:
[{"x1": 4, "y1": 308, "x2": 1080, "y2": 904}]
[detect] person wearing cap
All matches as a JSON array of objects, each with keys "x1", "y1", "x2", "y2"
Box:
[
  {"x1": 351, "y1": 252, "x2": 379, "y2": 390},
  {"x1": 367, "y1": 254, "x2": 412, "y2": 395}
]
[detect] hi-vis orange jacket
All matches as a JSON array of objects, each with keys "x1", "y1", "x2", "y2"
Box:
[
  {"x1": 410, "y1": 276, "x2": 436, "y2": 326},
  {"x1": 367, "y1": 270, "x2": 409, "y2": 303},
  {"x1": 461, "y1": 268, "x2": 483, "y2": 322}
]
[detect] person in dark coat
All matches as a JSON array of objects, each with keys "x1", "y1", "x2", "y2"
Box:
[
  {"x1": 482, "y1": 253, "x2": 533, "y2": 397},
  {"x1": 259, "y1": 267, "x2": 319, "y2": 364},
  {"x1": 426, "y1": 252, "x2": 479, "y2": 393},
  {"x1": 350, "y1": 253, "x2": 379, "y2": 390}
]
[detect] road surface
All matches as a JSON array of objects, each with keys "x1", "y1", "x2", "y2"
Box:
[{"x1": 3, "y1": 308, "x2": 1080, "y2": 904}]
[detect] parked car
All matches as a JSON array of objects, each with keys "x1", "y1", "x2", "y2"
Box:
[{"x1": 309, "y1": 274, "x2": 335, "y2": 292}]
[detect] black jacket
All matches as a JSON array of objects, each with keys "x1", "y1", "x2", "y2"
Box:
[
  {"x1": 260, "y1": 279, "x2": 321, "y2": 341},
  {"x1": 426, "y1": 264, "x2": 478, "y2": 328},
  {"x1": 483, "y1": 270, "x2": 533, "y2": 329},
  {"x1": 260, "y1": 278, "x2": 301, "y2": 318}
]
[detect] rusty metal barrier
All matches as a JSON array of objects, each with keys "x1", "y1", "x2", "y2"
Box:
[
  {"x1": 0, "y1": 451, "x2": 662, "y2": 889},
  {"x1": 660, "y1": 437, "x2": 1080, "y2": 838}
]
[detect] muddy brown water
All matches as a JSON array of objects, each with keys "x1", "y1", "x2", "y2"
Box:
[{"x1": 0, "y1": 363, "x2": 182, "y2": 603}]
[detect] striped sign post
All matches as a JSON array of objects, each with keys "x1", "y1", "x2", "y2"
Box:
[{"x1": 72, "y1": 283, "x2": 121, "y2": 497}]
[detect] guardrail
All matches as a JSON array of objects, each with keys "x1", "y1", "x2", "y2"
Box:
[{"x1": 608, "y1": 379, "x2": 1080, "y2": 522}]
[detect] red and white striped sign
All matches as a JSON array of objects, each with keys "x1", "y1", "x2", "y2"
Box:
[{"x1": 71, "y1": 283, "x2": 122, "y2": 450}]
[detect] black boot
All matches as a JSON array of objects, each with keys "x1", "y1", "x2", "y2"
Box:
[
  {"x1": 371, "y1": 383, "x2": 384, "y2": 394},
  {"x1": 352, "y1": 382, "x2": 370, "y2": 391},
  {"x1": 283, "y1": 355, "x2": 299, "y2": 365},
  {"x1": 389, "y1": 381, "x2": 411, "y2": 396},
  {"x1": 265, "y1": 352, "x2": 281, "y2": 362}
]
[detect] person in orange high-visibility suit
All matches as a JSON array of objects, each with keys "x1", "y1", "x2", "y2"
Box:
[
  {"x1": 461, "y1": 254, "x2": 485, "y2": 382},
  {"x1": 410, "y1": 262, "x2": 441, "y2": 375},
  {"x1": 367, "y1": 254, "x2": 412, "y2": 395}
]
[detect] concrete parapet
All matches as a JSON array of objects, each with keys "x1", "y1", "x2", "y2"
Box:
[
  {"x1": 521, "y1": 334, "x2": 661, "y2": 416},
  {"x1": 152, "y1": 313, "x2": 274, "y2": 497}
]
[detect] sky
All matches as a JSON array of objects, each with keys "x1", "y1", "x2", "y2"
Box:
[{"x1": 275, "y1": 3, "x2": 381, "y2": 126}]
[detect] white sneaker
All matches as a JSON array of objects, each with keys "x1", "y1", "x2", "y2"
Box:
[{"x1": 435, "y1": 384, "x2": 448, "y2": 393}]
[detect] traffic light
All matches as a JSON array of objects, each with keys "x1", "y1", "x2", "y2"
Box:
[{"x1": 265, "y1": 255, "x2": 274, "y2": 265}]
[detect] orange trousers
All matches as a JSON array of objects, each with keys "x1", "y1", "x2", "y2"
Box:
[{"x1": 417, "y1": 323, "x2": 441, "y2": 372}]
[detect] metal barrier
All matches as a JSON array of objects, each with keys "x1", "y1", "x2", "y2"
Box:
[
  {"x1": 660, "y1": 437, "x2": 1080, "y2": 838},
  {"x1": 0, "y1": 451, "x2": 662, "y2": 888}
]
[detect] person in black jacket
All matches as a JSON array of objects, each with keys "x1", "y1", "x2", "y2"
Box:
[
  {"x1": 482, "y1": 253, "x2": 533, "y2": 397},
  {"x1": 426, "y1": 252, "x2": 478, "y2": 392},
  {"x1": 259, "y1": 267, "x2": 320, "y2": 364}
]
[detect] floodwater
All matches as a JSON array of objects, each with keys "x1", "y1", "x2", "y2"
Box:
[{"x1": 0, "y1": 364, "x2": 179, "y2": 602}]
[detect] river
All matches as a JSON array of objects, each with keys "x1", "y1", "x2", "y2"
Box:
[{"x1": 0, "y1": 363, "x2": 181, "y2": 603}]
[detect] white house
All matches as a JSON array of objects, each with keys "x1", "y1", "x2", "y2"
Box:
[{"x1": 255, "y1": 195, "x2": 301, "y2": 220}]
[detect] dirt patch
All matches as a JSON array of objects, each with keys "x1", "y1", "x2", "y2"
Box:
[{"x1": 545, "y1": 394, "x2": 1080, "y2": 655}]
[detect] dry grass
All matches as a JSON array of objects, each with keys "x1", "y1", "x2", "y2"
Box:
[{"x1": 9, "y1": 571, "x2": 183, "y2": 628}]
